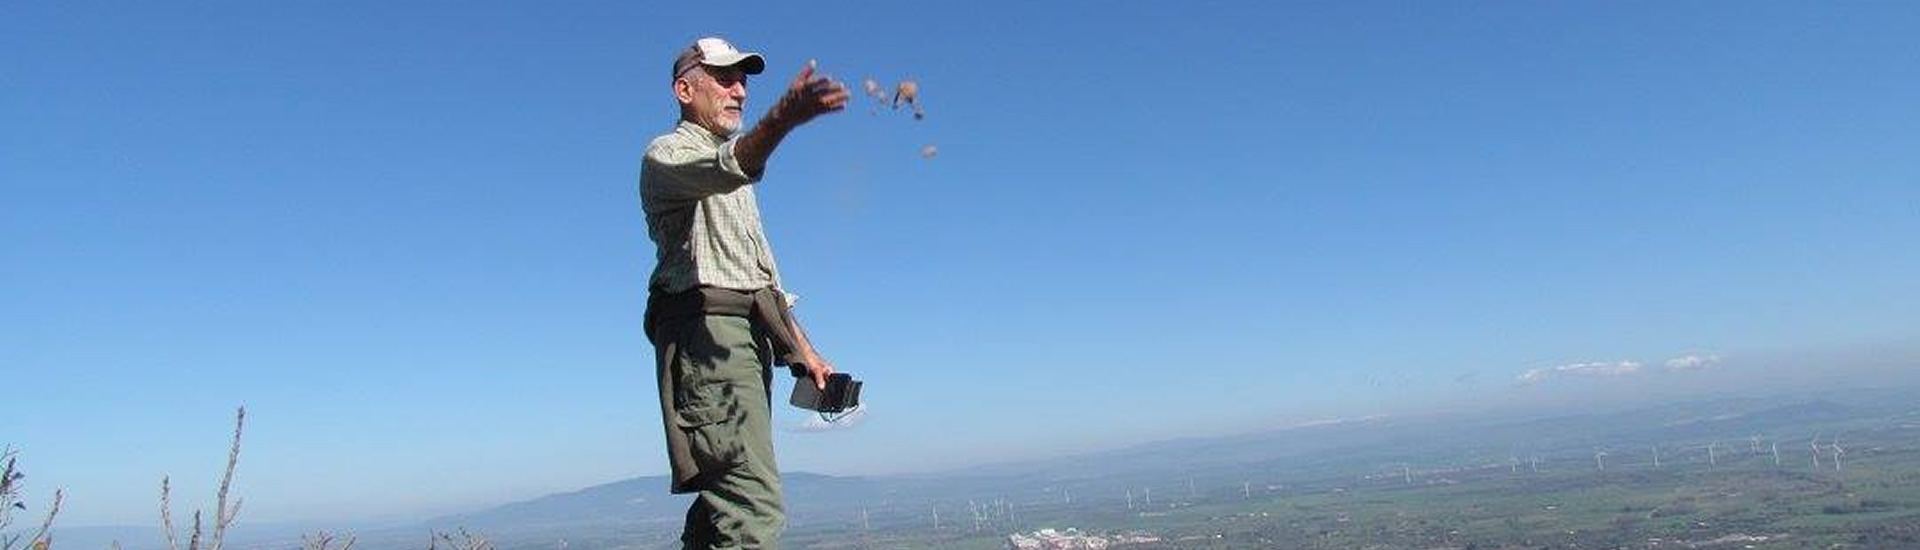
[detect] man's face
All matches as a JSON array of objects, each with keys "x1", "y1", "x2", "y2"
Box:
[{"x1": 676, "y1": 65, "x2": 748, "y2": 136}]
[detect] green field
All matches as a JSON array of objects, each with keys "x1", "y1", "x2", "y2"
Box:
[{"x1": 785, "y1": 428, "x2": 1920, "y2": 549}]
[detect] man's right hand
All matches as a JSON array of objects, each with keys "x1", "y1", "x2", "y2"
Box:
[
  {"x1": 768, "y1": 60, "x2": 850, "y2": 129},
  {"x1": 735, "y1": 60, "x2": 848, "y2": 178}
]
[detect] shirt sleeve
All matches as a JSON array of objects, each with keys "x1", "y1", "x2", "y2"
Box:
[{"x1": 642, "y1": 136, "x2": 761, "y2": 201}]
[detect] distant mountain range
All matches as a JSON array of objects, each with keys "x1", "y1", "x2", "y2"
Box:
[
  {"x1": 404, "y1": 386, "x2": 1915, "y2": 546},
  {"x1": 45, "y1": 385, "x2": 1920, "y2": 550}
]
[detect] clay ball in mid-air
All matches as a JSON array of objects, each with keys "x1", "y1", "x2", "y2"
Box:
[
  {"x1": 861, "y1": 78, "x2": 888, "y2": 105},
  {"x1": 891, "y1": 80, "x2": 924, "y2": 120}
]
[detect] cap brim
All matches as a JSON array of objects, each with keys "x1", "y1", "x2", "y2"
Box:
[{"x1": 702, "y1": 52, "x2": 765, "y2": 75}]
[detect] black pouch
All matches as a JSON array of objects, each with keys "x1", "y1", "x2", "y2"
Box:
[{"x1": 789, "y1": 370, "x2": 863, "y2": 413}]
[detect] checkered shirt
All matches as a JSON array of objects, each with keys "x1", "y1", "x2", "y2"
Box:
[{"x1": 639, "y1": 121, "x2": 789, "y2": 299}]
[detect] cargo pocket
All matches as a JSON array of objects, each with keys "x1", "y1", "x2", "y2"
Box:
[
  {"x1": 674, "y1": 400, "x2": 746, "y2": 471},
  {"x1": 666, "y1": 314, "x2": 754, "y2": 475}
]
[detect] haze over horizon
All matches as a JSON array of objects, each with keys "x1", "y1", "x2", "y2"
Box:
[
  {"x1": 28, "y1": 365, "x2": 1920, "y2": 534},
  {"x1": 7, "y1": 1, "x2": 1918, "y2": 528}
]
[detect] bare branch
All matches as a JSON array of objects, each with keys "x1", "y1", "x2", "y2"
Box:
[
  {"x1": 28, "y1": 489, "x2": 61, "y2": 550},
  {"x1": 186, "y1": 511, "x2": 202, "y2": 550},
  {"x1": 429, "y1": 529, "x2": 489, "y2": 550},
  {"x1": 157, "y1": 406, "x2": 249, "y2": 550},
  {"x1": 209, "y1": 407, "x2": 245, "y2": 550},
  {"x1": 159, "y1": 476, "x2": 179, "y2": 550},
  {"x1": 302, "y1": 532, "x2": 355, "y2": 550},
  {"x1": 2, "y1": 450, "x2": 21, "y2": 534}
]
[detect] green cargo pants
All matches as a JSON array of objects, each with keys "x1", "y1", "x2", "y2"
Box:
[{"x1": 655, "y1": 314, "x2": 785, "y2": 550}]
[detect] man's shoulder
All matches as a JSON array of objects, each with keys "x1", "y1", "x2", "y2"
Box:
[
  {"x1": 646, "y1": 126, "x2": 720, "y2": 162},
  {"x1": 645, "y1": 129, "x2": 692, "y2": 154}
]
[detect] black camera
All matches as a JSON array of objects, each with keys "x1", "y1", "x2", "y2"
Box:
[{"x1": 788, "y1": 366, "x2": 863, "y2": 413}]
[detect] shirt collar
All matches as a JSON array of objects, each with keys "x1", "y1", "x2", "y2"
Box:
[{"x1": 676, "y1": 120, "x2": 730, "y2": 146}]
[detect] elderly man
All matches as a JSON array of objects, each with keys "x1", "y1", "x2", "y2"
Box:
[{"x1": 639, "y1": 37, "x2": 849, "y2": 549}]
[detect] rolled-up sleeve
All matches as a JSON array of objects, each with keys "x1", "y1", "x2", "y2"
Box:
[{"x1": 642, "y1": 135, "x2": 761, "y2": 201}]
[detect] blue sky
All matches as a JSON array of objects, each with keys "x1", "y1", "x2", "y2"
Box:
[{"x1": 6, "y1": 1, "x2": 1919, "y2": 527}]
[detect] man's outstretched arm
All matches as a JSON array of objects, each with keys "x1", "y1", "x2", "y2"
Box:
[{"x1": 734, "y1": 60, "x2": 850, "y2": 179}]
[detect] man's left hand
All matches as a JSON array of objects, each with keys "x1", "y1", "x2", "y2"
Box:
[{"x1": 801, "y1": 353, "x2": 836, "y2": 391}]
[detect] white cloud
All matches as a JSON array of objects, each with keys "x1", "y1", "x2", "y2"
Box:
[
  {"x1": 787, "y1": 405, "x2": 871, "y2": 432},
  {"x1": 1515, "y1": 360, "x2": 1644, "y2": 385},
  {"x1": 1284, "y1": 414, "x2": 1389, "y2": 430},
  {"x1": 1665, "y1": 353, "x2": 1722, "y2": 372}
]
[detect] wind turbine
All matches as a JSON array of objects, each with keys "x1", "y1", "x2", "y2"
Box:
[
  {"x1": 1772, "y1": 441, "x2": 1781, "y2": 467},
  {"x1": 1126, "y1": 489, "x2": 1134, "y2": 510},
  {"x1": 1594, "y1": 450, "x2": 1607, "y2": 471},
  {"x1": 1650, "y1": 445, "x2": 1660, "y2": 469},
  {"x1": 1510, "y1": 455, "x2": 1521, "y2": 474},
  {"x1": 1243, "y1": 482, "x2": 1251, "y2": 499},
  {"x1": 932, "y1": 503, "x2": 941, "y2": 530},
  {"x1": 1810, "y1": 435, "x2": 1822, "y2": 470},
  {"x1": 1530, "y1": 454, "x2": 1540, "y2": 473},
  {"x1": 1832, "y1": 438, "x2": 1845, "y2": 472},
  {"x1": 968, "y1": 500, "x2": 984, "y2": 532},
  {"x1": 1403, "y1": 464, "x2": 1413, "y2": 485},
  {"x1": 1705, "y1": 441, "x2": 1718, "y2": 470},
  {"x1": 1750, "y1": 435, "x2": 1763, "y2": 455}
]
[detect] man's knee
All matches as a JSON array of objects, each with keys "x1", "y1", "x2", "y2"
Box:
[{"x1": 683, "y1": 466, "x2": 784, "y2": 549}]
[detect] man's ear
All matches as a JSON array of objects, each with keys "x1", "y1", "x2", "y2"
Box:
[{"x1": 673, "y1": 78, "x2": 695, "y2": 105}]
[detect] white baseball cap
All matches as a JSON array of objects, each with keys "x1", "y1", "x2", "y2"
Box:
[{"x1": 672, "y1": 37, "x2": 765, "y2": 79}]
